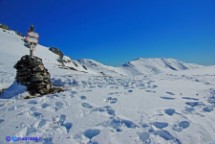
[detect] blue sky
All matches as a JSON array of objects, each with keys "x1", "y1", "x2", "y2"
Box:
[{"x1": 0, "y1": 0, "x2": 215, "y2": 66}]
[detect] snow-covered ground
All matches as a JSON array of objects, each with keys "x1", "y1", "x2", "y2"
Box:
[{"x1": 0, "y1": 28, "x2": 215, "y2": 144}]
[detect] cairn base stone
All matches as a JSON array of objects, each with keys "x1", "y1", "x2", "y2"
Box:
[{"x1": 14, "y1": 55, "x2": 52, "y2": 95}]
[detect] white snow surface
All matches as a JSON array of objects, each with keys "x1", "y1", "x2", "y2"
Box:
[{"x1": 0, "y1": 28, "x2": 215, "y2": 144}]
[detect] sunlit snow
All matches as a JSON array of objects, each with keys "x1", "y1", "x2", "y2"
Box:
[{"x1": 0, "y1": 28, "x2": 215, "y2": 144}]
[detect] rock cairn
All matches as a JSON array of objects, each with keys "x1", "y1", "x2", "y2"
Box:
[{"x1": 14, "y1": 55, "x2": 52, "y2": 96}]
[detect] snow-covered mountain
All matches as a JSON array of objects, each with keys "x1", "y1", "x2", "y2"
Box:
[
  {"x1": 76, "y1": 58, "x2": 200, "y2": 78},
  {"x1": 78, "y1": 59, "x2": 129, "y2": 76},
  {"x1": 0, "y1": 27, "x2": 202, "y2": 78},
  {"x1": 79, "y1": 57, "x2": 202, "y2": 77},
  {"x1": 1, "y1": 27, "x2": 215, "y2": 144},
  {"x1": 121, "y1": 58, "x2": 202, "y2": 75}
]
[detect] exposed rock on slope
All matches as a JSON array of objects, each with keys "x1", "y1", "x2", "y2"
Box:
[
  {"x1": 0, "y1": 24, "x2": 10, "y2": 30},
  {"x1": 49, "y1": 47, "x2": 64, "y2": 60}
]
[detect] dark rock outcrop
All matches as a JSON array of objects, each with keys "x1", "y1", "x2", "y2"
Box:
[
  {"x1": 15, "y1": 31, "x2": 24, "y2": 37},
  {"x1": 0, "y1": 89, "x2": 5, "y2": 95},
  {"x1": 82, "y1": 65, "x2": 87, "y2": 70},
  {"x1": 49, "y1": 47, "x2": 64, "y2": 60},
  {"x1": 49, "y1": 47, "x2": 65, "y2": 66},
  {"x1": 14, "y1": 55, "x2": 52, "y2": 95},
  {"x1": 0, "y1": 24, "x2": 10, "y2": 30}
]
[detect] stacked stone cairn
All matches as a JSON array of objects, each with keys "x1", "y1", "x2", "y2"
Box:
[{"x1": 14, "y1": 55, "x2": 52, "y2": 96}]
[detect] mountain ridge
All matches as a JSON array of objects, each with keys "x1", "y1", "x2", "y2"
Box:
[
  {"x1": 0, "y1": 27, "x2": 203, "y2": 77},
  {"x1": 79, "y1": 57, "x2": 202, "y2": 76}
]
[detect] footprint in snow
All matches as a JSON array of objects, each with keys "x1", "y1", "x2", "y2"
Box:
[
  {"x1": 202, "y1": 105, "x2": 214, "y2": 112},
  {"x1": 8, "y1": 105, "x2": 24, "y2": 111},
  {"x1": 128, "y1": 89, "x2": 133, "y2": 93},
  {"x1": 26, "y1": 126, "x2": 37, "y2": 136},
  {"x1": 178, "y1": 121, "x2": 190, "y2": 129},
  {"x1": 185, "y1": 102, "x2": 201, "y2": 107},
  {"x1": 84, "y1": 129, "x2": 101, "y2": 139},
  {"x1": 145, "y1": 90, "x2": 156, "y2": 93},
  {"x1": 30, "y1": 106, "x2": 37, "y2": 111},
  {"x1": 106, "y1": 97, "x2": 118, "y2": 104},
  {"x1": 172, "y1": 121, "x2": 190, "y2": 132},
  {"x1": 207, "y1": 95, "x2": 215, "y2": 105},
  {"x1": 43, "y1": 137, "x2": 53, "y2": 144},
  {"x1": 71, "y1": 90, "x2": 77, "y2": 95},
  {"x1": 63, "y1": 122, "x2": 73, "y2": 133},
  {"x1": 104, "y1": 117, "x2": 137, "y2": 132},
  {"x1": 103, "y1": 106, "x2": 115, "y2": 116},
  {"x1": 80, "y1": 95, "x2": 87, "y2": 100},
  {"x1": 166, "y1": 92, "x2": 175, "y2": 95},
  {"x1": 0, "y1": 103, "x2": 4, "y2": 107},
  {"x1": 38, "y1": 119, "x2": 47, "y2": 128},
  {"x1": 182, "y1": 97, "x2": 199, "y2": 101},
  {"x1": 58, "y1": 114, "x2": 66, "y2": 125},
  {"x1": 55, "y1": 101, "x2": 64, "y2": 111},
  {"x1": 164, "y1": 108, "x2": 176, "y2": 116},
  {"x1": 152, "y1": 122, "x2": 169, "y2": 129},
  {"x1": 92, "y1": 105, "x2": 115, "y2": 116},
  {"x1": 55, "y1": 114, "x2": 73, "y2": 133},
  {"x1": 142, "y1": 123, "x2": 150, "y2": 128},
  {"x1": 183, "y1": 107, "x2": 195, "y2": 114},
  {"x1": 27, "y1": 100, "x2": 38, "y2": 105},
  {"x1": 154, "y1": 130, "x2": 181, "y2": 143},
  {"x1": 18, "y1": 124, "x2": 38, "y2": 137},
  {"x1": 138, "y1": 132, "x2": 151, "y2": 143},
  {"x1": 31, "y1": 111, "x2": 43, "y2": 119},
  {"x1": 41, "y1": 103, "x2": 50, "y2": 109},
  {"x1": 108, "y1": 92, "x2": 119, "y2": 95},
  {"x1": 160, "y1": 97, "x2": 175, "y2": 100},
  {"x1": 0, "y1": 119, "x2": 4, "y2": 123},
  {"x1": 82, "y1": 102, "x2": 93, "y2": 109}
]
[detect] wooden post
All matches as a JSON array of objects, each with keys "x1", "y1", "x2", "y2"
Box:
[{"x1": 30, "y1": 45, "x2": 33, "y2": 58}]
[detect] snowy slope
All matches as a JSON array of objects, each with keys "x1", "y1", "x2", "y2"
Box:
[
  {"x1": 0, "y1": 28, "x2": 88, "y2": 73},
  {"x1": 78, "y1": 59, "x2": 129, "y2": 76},
  {"x1": 0, "y1": 27, "x2": 215, "y2": 144},
  {"x1": 0, "y1": 28, "x2": 88, "y2": 89}
]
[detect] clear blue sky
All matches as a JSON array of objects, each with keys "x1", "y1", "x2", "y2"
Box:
[{"x1": 0, "y1": 0, "x2": 215, "y2": 66}]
